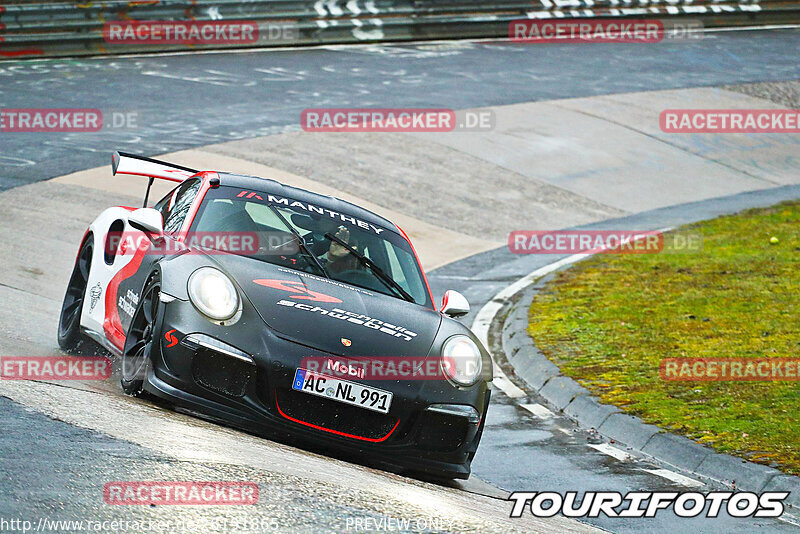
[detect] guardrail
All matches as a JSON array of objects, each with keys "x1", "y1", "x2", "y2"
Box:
[{"x1": 1, "y1": 0, "x2": 799, "y2": 59}]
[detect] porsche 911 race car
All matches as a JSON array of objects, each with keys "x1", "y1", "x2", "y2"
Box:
[{"x1": 58, "y1": 151, "x2": 492, "y2": 479}]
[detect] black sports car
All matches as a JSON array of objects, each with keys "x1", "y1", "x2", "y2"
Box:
[{"x1": 58, "y1": 151, "x2": 492, "y2": 479}]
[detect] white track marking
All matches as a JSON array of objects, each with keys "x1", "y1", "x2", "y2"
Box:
[
  {"x1": 471, "y1": 228, "x2": 672, "y2": 399},
  {"x1": 589, "y1": 443, "x2": 632, "y2": 462},
  {"x1": 590, "y1": 444, "x2": 707, "y2": 490},
  {"x1": 521, "y1": 403, "x2": 554, "y2": 419},
  {"x1": 491, "y1": 374, "x2": 527, "y2": 399},
  {"x1": 471, "y1": 256, "x2": 588, "y2": 399},
  {"x1": 774, "y1": 513, "x2": 800, "y2": 528},
  {"x1": 704, "y1": 23, "x2": 800, "y2": 32},
  {"x1": 642, "y1": 469, "x2": 704, "y2": 488}
]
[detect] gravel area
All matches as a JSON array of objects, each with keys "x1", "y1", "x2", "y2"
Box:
[{"x1": 723, "y1": 79, "x2": 800, "y2": 108}]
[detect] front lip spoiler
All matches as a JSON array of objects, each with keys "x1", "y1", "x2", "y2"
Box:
[
  {"x1": 144, "y1": 365, "x2": 257, "y2": 424},
  {"x1": 274, "y1": 391, "x2": 400, "y2": 443}
]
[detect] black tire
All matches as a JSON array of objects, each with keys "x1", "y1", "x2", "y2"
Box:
[
  {"x1": 121, "y1": 276, "x2": 161, "y2": 396},
  {"x1": 58, "y1": 237, "x2": 93, "y2": 352}
]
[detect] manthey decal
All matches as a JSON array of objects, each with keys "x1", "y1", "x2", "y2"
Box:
[
  {"x1": 235, "y1": 190, "x2": 386, "y2": 236},
  {"x1": 253, "y1": 279, "x2": 342, "y2": 304},
  {"x1": 275, "y1": 299, "x2": 418, "y2": 342}
]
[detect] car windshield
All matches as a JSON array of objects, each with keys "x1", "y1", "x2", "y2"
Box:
[{"x1": 190, "y1": 186, "x2": 431, "y2": 307}]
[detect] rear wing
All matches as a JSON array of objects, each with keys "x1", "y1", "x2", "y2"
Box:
[{"x1": 111, "y1": 151, "x2": 199, "y2": 207}]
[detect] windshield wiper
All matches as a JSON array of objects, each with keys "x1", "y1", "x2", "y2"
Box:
[
  {"x1": 268, "y1": 206, "x2": 331, "y2": 279},
  {"x1": 324, "y1": 232, "x2": 415, "y2": 303}
]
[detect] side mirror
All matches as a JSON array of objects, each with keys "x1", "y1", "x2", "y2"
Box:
[
  {"x1": 441, "y1": 290, "x2": 470, "y2": 318},
  {"x1": 128, "y1": 208, "x2": 164, "y2": 237}
]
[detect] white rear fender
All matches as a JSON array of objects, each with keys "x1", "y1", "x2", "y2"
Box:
[
  {"x1": 79, "y1": 206, "x2": 149, "y2": 350},
  {"x1": 75, "y1": 150, "x2": 200, "y2": 352}
]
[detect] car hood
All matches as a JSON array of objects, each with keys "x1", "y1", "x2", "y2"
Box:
[{"x1": 211, "y1": 254, "x2": 442, "y2": 358}]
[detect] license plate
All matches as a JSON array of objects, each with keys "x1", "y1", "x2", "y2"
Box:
[{"x1": 291, "y1": 368, "x2": 393, "y2": 414}]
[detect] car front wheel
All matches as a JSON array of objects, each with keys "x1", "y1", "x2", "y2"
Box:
[{"x1": 121, "y1": 276, "x2": 161, "y2": 396}]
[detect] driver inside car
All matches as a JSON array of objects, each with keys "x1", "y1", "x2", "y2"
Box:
[{"x1": 321, "y1": 225, "x2": 362, "y2": 274}]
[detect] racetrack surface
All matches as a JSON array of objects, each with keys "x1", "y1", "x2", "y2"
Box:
[
  {"x1": 1, "y1": 29, "x2": 800, "y2": 188},
  {"x1": 1, "y1": 32, "x2": 800, "y2": 533}
]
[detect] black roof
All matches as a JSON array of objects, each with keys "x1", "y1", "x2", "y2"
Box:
[{"x1": 217, "y1": 172, "x2": 399, "y2": 235}]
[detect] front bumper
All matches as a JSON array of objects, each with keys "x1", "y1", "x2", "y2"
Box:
[{"x1": 143, "y1": 297, "x2": 490, "y2": 479}]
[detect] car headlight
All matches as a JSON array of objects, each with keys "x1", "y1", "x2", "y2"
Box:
[
  {"x1": 188, "y1": 267, "x2": 239, "y2": 321},
  {"x1": 441, "y1": 335, "x2": 483, "y2": 386}
]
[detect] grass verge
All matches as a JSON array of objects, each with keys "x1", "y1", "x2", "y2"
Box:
[{"x1": 528, "y1": 201, "x2": 800, "y2": 473}]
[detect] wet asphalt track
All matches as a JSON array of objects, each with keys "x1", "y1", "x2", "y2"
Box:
[
  {"x1": 2, "y1": 29, "x2": 800, "y2": 189},
  {"x1": 2, "y1": 31, "x2": 800, "y2": 533}
]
